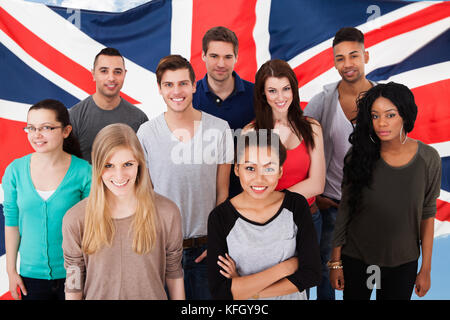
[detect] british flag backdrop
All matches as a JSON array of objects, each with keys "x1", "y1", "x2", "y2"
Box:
[{"x1": 0, "y1": 0, "x2": 449, "y2": 299}]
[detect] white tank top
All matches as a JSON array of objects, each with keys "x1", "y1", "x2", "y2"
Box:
[{"x1": 36, "y1": 189, "x2": 56, "y2": 201}]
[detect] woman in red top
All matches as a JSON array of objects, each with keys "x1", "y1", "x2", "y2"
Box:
[{"x1": 244, "y1": 59, "x2": 325, "y2": 210}]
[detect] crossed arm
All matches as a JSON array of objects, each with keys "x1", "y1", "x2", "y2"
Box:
[{"x1": 217, "y1": 253, "x2": 299, "y2": 300}]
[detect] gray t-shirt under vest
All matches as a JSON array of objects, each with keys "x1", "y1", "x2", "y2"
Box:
[
  {"x1": 137, "y1": 112, "x2": 234, "y2": 239},
  {"x1": 69, "y1": 96, "x2": 149, "y2": 162}
]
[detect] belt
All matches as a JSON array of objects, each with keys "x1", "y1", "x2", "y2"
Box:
[
  {"x1": 310, "y1": 202, "x2": 318, "y2": 214},
  {"x1": 183, "y1": 236, "x2": 208, "y2": 249}
]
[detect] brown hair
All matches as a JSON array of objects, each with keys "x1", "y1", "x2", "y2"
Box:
[
  {"x1": 156, "y1": 54, "x2": 196, "y2": 86},
  {"x1": 202, "y1": 26, "x2": 238, "y2": 56},
  {"x1": 253, "y1": 59, "x2": 315, "y2": 149}
]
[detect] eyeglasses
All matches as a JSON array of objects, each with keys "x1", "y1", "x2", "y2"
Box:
[{"x1": 23, "y1": 126, "x2": 63, "y2": 134}]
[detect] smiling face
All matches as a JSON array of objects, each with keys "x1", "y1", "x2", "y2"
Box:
[
  {"x1": 235, "y1": 145, "x2": 283, "y2": 200},
  {"x1": 26, "y1": 108, "x2": 70, "y2": 153},
  {"x1": 371, "y1": 96, "x2": 404, "y2": 143},
  {"x1": 92, "y1": 54, "x2": 126, "y2": 99},
  {"x1": 333, "y1": 41, "x2": 368, "y2": 84},
  {"x1": 264, "y1": 76, "x2": 293, "y2": 119},
  {"x1": 158, "y1": 68, "x2": 196, "y2": 114},
  {"x1": 202, "y1": 41, "x2": 237, "y2": 83},
  {"x1": 101, "y1": 147, "x2": 139, "y2": 199}
]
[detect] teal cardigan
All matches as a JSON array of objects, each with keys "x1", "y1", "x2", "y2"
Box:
[{"x1": 2, "y1": 154, "x2": 91, "y2": 280}]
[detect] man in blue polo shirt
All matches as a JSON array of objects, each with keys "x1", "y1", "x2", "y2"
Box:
[{"x1": 193, "y1": 26, "x2": 255, "y2": 197}]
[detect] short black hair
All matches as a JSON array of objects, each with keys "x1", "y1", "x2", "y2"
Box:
[
  {"x1": 93, "y1": 47, "x2": 125, "y2": 67},
  {"x1": 333, "y1": 27, "x2": 364, "y2": 47}
]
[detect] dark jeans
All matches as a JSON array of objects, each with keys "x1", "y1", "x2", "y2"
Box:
[
  {"x1": 342, "y1": 254, "x2": 418, "y2": 300},
  {"x1": 182, "y1": 244, "x2": 211, "y2": 300},
  {"x1": 21, "y1": 277, "x2": 65, "y2": 300},
  {"x1": 311, "y1": 205, "x2": 337, "y2": 300}
]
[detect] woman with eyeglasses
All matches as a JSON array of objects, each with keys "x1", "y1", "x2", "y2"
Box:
[{"x1": 2, "y1": 99, "x2": 91, "y2": 300}]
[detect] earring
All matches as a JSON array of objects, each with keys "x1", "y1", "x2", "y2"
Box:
[
  {"x1": 369, "y1": 134, "x2": 376, "y2": 144},
  {"x1": 400, "y1": 125, "x2": 407, "y2": 144}
]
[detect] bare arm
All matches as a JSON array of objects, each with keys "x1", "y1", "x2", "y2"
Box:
[
  {"x1": 5, "y1": 226, "x2": 26, "y2": 300},
  {"x1": 287, "y1": 120, "x2": 326, "y2": 199},
  {"x1": 415, "y1": 217, "x2": 434, "y2": 297},
  {"x1": 216, "y1": 163, "x2": 231, "y2": 206},
  {"x1": 218, "y1": 254, "x2": 299, "y2": 300},
  {"x1": 65, "y1": 292, "x2": 83, "y2": 300},
  {"x1": 258, "y1": 278, "x2": 299, "y2": 298},
  {"x1": 329, "y1": 246, "x2": 344, "y2": 290},
  {"x1": 166, "y1": 277, "x2": 185, "y2": 300}
]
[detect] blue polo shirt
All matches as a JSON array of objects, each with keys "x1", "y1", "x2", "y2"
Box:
[{"x1": 193, "y1": 72, "x2": 255, "y2": 131}]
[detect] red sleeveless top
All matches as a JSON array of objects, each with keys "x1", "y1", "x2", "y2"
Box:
[{"x1": 275, "y1": 139, "x2": 315, "y2": 206}]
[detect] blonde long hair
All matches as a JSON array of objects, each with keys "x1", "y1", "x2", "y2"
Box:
[{"x1": 82, "y1": 123, "x2": 158, "y2": 255}]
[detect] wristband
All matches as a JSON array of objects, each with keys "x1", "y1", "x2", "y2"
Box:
[{"x1": 327, "y1": 260, "x2": 343, "y2": 269}]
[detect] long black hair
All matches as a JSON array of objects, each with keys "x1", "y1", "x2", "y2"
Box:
[
  {"x1": 343, "y1": 82, "x2": 418, "y2": 217},
  {"x1": 28, "y1": 99, "x2": 82, "y2": 158}
]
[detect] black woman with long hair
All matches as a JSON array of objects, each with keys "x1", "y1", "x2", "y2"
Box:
[{"x1": 329, "y1": 82, "x2": 441, "y2": 300}]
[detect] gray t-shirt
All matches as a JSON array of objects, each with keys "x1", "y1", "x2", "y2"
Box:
[
  {"x1": 69, "y1": 96, "x2": 149, "y2": 162},
  {"x1": 333, "y1": 141, "x2": 442, "y2": 267},
  {"x1": 137, "y1": 112, "x2": 234, "y2": 239}
]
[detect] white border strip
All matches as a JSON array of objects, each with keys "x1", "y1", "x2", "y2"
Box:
[
  {"x1": 430, "y1": 141, "x2": 450, "y2": 159},
  {"x1": 377, "y1": 61, "x2": 450, "y2": 90},
  {"x1": 254, "y1": 0, "x2": 272, "y2": 69},
  {"x1": 435, "y1": 219, "x2": 450, "y2": 238},
  {"x1": 170, "y1": 0, "x2": 193, "y2": 60},
  {"x1": 0, "y1": 100, "x2": 30, "y2": 123},
  {"x1": 438, "y1": 189, "x2": 450, "y2": 204}
]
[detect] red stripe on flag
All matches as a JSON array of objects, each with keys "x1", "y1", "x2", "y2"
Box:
[
  {"x1": 409, "y1": 79, "x2": 450, "y2": 145},
  {"x1": 190, "y1": 0, "x2": 258, "y2": 83},
  {"x1": 0, "y1": 291, "x2": 14, "y2": 300},
  {"x1": 0, "y1": 7, "x2": 139, "y2": 105},
  {"x1": 436, "y1": 199, "x2": 450, "y2": 223},
  {"x1": 294, "y1": 2, "x2": 450, "y2": 88},
  {"x1": 0, "y1": 118, "x2": 33, "y2": 180}
]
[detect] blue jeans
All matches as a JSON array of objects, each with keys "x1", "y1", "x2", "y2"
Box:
[
  {"x1": 312, "y1": 206, "x2": 338, "y2": 300},
  {"x1": 182, "y1": 244, "x2": 211, "y2": 300}
]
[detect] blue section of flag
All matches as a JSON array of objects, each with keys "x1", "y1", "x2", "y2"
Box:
[
  {"x1": 0, "y1": 43, "x2": 79, "y2": 106},
  {"x1": 268, "y1": 0, "x2": 408, "y2": 60},
  {"x1": 49, "y1": 0, "x2": 172, "y2": 72},
  {"x1": 442, "y1": 157, "x2": 450, "y2": 193}
]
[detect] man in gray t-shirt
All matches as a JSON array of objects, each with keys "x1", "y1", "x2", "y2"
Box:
[
  {"x1": 137, "y1": 55, "x2": 233, "y2": 300},
  {"x1": 69, "y1": 47, "x2": 148, "y2": 162}
]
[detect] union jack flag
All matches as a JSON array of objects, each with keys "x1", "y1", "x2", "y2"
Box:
[{"x1": 0, "y1": 0, "x2": 449, "y2": 299}]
